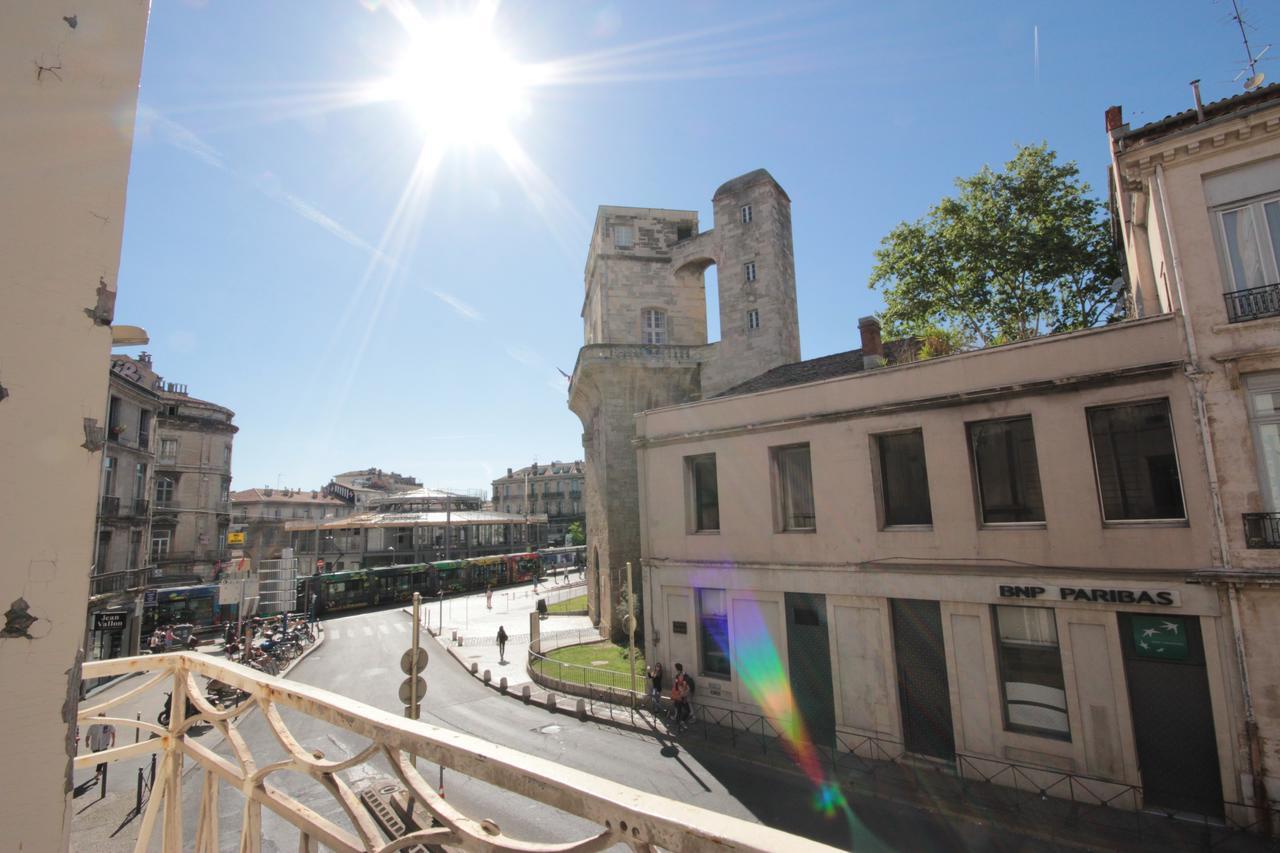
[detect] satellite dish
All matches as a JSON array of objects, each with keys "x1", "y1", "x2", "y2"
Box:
[{"x1": 1245, "y1": 72, "x2": 1266, "y2": 91}]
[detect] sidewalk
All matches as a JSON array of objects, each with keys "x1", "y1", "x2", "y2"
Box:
[
  {"x1": 69, "y1": 625, "x2": 326, "y2": 851},
  {"x1": 424, "y1": 608, "x2": 1278, "y2": 853},
  {"x1": 413, "y1": 580, "x2": 596, "y2": 688}
]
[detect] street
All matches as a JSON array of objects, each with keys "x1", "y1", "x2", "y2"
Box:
[{"x1": 74, "y1": 585, "x2": 1087, "y2": 851}]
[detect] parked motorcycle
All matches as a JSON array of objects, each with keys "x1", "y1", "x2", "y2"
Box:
[{"x1": 157, "y1": 691, "x2": 199, "y2": 727}]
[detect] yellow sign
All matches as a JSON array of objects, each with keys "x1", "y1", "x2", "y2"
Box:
[{"x1": 226, "y1": 531, "x2": 246, "y2": 545}]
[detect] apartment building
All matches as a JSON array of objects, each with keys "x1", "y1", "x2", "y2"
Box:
[
  {"x1": 151, "y1": 377, "x2": 237, "y2": 581},
  {"x1": 633, "y1": 88, "x2": 1280, "y2": 825},
  {"x1": 491, "y1": 460, "x2": 585, "y2": 544},
  {"x1": 230, "y1": 486, "x2": 351, "y2": 562}
]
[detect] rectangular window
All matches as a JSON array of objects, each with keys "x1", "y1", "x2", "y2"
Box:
[
  {"x1": 159, "y1": 438, "x2": 178, "y2": 463},
  {"x1": 698, "y1": 588, "x2": 730, "y2": 677},
  {"x1": 747, "y1": 309, "x2": 760, "y2": 330},
  {"x1": 773, "y1": 443, "x2": 816, "y2": 530},
  {"x1": 102, "y1": 456, "x2": 117, "y2": 496},
  {"x1": 969, "y1": 417, "x2": 1045, "y2": 524},
  {"x1": 1087, "y1": 400, "x2": 1186, "y2": 521},
  {"x1": 877, "y1": 430, "x2": 933, "y2": 526},
  {"x1": 744, "y1": 261, "x2": 757, "y2": 282},
  {"x1": 642, "y1": 308, "x2": 667, "y2": 344},
  {"x1": 740, "y1": 204, "x2": 752, "y2": 224},
  {"x1": 133, "y1": 462, "x2": 146, "y2": 502},
  {"x1": 151, "y1": 529, "x2": 171, "y2": 558},
  {"x1": 1218, "y1": 199, "x2": 1280, "y2": 291},
  {"x1": 994, "y1": 606, "x2": 1069, "y2": 739},
  {"x1": 1247, "y1": 373, "x2": 1280, "y2": 512},
  {"x1": 613, "y1": 225, "x2": 634, "y2": 249},
  {"x1": 686, "y1": 454, "x2": 719, "y2": 532},
  {"x1": 139, "y1": 410, "x2": 152, "y2": 449}
]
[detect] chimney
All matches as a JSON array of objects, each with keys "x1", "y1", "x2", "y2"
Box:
[
  {"x1": 1105, "y1": 105, "x2": 1124, "y2": 133},
  {"x1": 137, "y1": 351, "x2": 152, "y2": 366},
  {"x1": 507, "y1": 468, "x2": 513, "y2": 478},
  {"x1": 859, "y1": 316, "x2": 885, "y2": 370},
  {"x1": 1191, "y1": 80, "x2": 1205, "y2": 123}
]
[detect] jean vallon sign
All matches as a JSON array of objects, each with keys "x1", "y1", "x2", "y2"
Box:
[{"x1": 998, "y1": 584, "x2": 1180, "y2": 606}]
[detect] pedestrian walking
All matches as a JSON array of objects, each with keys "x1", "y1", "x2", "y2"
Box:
[
  {"x1": 86, "y1": 713, "x2": 115, "y2": 778},
  {"x1": 308, "y1": 592, "x2": 319, "y2": 625},
  {"x1": 486, "y1": 587, "x2": 493, "y2": 610},
  {"x1": 497, "y1": 625, "x2": 508, "y2": 663},
  {"x1": 148, "y1": 629, "x2": 162, "y2": 654},
  {"x1": 671, "y1": 663, "x2": 694, "y2": 731},
  {"x1": 163, "y1": 625, "x2": 175, "y2": 652}
]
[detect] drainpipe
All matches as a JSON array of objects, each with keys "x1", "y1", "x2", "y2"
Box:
[{"x1": 1154, "y1": 163, "x2": 1268, "y2": 819}]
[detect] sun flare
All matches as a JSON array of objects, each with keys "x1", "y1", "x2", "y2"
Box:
[{"x1": 381, "y1": 15, "x2": 533, "y2": 146}]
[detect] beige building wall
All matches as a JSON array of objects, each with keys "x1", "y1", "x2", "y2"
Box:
[
  {"x1": 154, "y1": 392, "x2": 236, "y2": 576},
  {"x1": 1110, "y1": 93, "x2": 1280, "y2": 804},
  {"x1": 0, "y1": 2, "x2": 149, "y2": 848},
  {"x1": 636, "y1": 316, "x2": 1247, "y2": 816}
]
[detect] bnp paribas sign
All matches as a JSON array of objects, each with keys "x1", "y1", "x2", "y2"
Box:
[{"x1": 998, "y1": 584, "x2": 1180, "y2": 607}]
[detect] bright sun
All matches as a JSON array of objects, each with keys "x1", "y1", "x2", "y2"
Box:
[{"x1": 382, "y1": 15, "x2": 532, "y2": 146}]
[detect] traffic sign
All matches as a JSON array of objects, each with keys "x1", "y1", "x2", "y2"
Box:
[
  {"x1": 400, "y1": 648, "x2": 428, "y2": 675},
  {"x1": 143, "y1": 589, "x2": 157, "y2": 607},
  {"x1": 399, "y1": 676, "x2": 427, "y2": 705}
]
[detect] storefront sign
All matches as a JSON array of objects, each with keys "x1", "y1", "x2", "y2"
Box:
[
  {"x1": 93, "y1": 611, "x2": 127, "y2": 632},
  {"x1": 143, "y1": 588, "x2": 157, "y2": 607},
  {"x1": 226, "y1": 531, "x2": 246, "y2": 545},
  {"x1": 672, "y1": 620, "x2": 688, "y2": 634},
  {"x1": 998, "y1": 584, "x2": 1179, "y2": 607},
  {"x1": 1130, "y1": 614, "x2": 1189, "y2": 660}
]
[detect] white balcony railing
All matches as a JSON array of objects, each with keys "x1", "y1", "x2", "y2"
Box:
[{"x1": 79, "y1": 653, "x2": 829, "y2": 852}]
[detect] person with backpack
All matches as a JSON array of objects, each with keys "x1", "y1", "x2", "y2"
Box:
[
  {"x1": 497, "y1": 625, "x2": 509, "y2": 663},
  {"x1": 647, "y1": 661, "x2": 664, "y2": 715},
  {"x1": 671, "y1": 663, "x2": 694, "y2": 732}
]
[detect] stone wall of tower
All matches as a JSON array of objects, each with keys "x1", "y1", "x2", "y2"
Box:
[
  {"x1": 701, "y1": 171, "x2": 801, "y2": 396},
  {"x1": 569, "y1": 170, "x2": 800, "y2": 636}
]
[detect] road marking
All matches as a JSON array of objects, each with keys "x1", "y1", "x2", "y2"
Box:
[
  {"x1": 393, "y1": 622, "x2": 406, "y2": 633},
  {"x1": 378, "y1": 624, "x2": 390, "y2": 635},
  {"x1": 363, "y1": 626, "x2": 374, "y2": 637},
  {"x1": 328, "y1": 628, "x2": 340, "y2": 639}
]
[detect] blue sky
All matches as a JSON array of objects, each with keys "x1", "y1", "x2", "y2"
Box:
[{"x1": 115, "y1": 0, "x2": 1279, "y2": 497}]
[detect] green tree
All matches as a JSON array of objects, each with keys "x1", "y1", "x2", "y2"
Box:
[
  {"x1": 567, "y1": 520, "x2": 585, "y2": 546},
  {"x1": 869, "y1": 144, "x2": 1121, "y2": 350}
]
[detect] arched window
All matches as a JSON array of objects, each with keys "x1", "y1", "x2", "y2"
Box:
[
  {"x1": 155, "y1": 477, "x2": 175, "y2": 507},
  {"x1": 642, "y1": 308, "x2": 667, "y2": 345}
]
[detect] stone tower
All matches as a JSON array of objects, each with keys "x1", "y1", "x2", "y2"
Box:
[{"x1": 568, "y1": 169, "x2": 800, "y2": 637}]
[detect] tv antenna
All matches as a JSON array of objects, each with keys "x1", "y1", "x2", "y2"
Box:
[{"x1": 1230, "y1": 0, "x2": 1270, "y2": 90}]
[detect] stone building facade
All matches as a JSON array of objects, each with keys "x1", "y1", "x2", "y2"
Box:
[
  {"x1": 151, "y1": 379, "x2": 237, "y2": 582},
  {"x1": 491, "y1": 460, "x2": 584, "y2": 545},
  {"x1": 626, "y1": 88, "x2": 1280, "y2": 826},
  {"x1": 95, "y1": 356, "x2": 162, "y2": 579},
  {"x1": 1107, "y1": 85, "x2": 1280, "y2": 812},
  {"x1": 569, "y1": 169, "x2": 801, "y2": 637},
  {"x1": 230, "y1": 487, "x2": 351, "y2": 563}
]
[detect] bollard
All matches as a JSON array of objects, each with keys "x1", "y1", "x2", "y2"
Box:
[
  {"x1": 470, "y1": 662, "x2": 478, "y2": 674},
  {"x1": 576, "y1": 698, "x2": 587, "y2": 720},
  {"x1": 499, "y1": 677, "x2": 508, "y2": 692},
  {"x1": 521, "y1": 685, "x2": 531, "y2": 702},
  {"x1": 136, "y1": 767, "x2": 144, "y2": 813},
  {"x1": 135, "y1": 711, "x2": 141, "y2": 743},
  {"x1": 547, "y1": 693, "x2": 557, "y2": 711},
  {"x1": 482, "y1": 669, "x2": 491, "y2": 684}
]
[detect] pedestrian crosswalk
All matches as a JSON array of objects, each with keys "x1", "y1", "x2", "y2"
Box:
[{"x1": 322, "y1": 614, "x2": 411, "y2": 643}]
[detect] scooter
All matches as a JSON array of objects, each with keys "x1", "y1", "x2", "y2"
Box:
[{"x1": 156, "y1": 691, "x2": 199, "y2": 727}]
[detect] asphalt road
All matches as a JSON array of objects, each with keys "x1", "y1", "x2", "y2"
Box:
[{"x1": 177, "y1": 601, "x2": 1078, "y2": 852}]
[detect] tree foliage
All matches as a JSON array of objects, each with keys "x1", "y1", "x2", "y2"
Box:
[
  {"x1": 567, "y1": 520, "x2": 585, "y2": 546},
  {"x1": 869, "y1": 144, "x2": 1121, "y2": 350}
]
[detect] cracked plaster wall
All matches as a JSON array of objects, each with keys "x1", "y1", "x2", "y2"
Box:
[{"x1": 0, "y1": 3, "x2": 150, "y2": 849}]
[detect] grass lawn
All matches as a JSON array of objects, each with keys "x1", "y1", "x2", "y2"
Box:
[
  {"x1": 546, "y1": 594, "x2": 587, "y2": 614},
  {"x1": 537, "y1": 641, "x2": 647, "y2": 692}
]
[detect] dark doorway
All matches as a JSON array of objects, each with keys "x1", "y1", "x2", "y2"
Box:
[
  {"x1": 785, "y1": 592, "x2": 835, "y2": 747},
  {"x1": 891, "y1": 598, "x2": 955, "y2": 761},
  {"x1": 1118, "y1": 613, "x2": 1223, "y2": 818}
]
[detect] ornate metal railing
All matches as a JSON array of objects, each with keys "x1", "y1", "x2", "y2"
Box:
[
  {"x1": 1224, "y1": 282, "x2": 1280, "y2": 323},
  {"x1": 1243, "y1": 512, "x2": 1280, "y2": 549},
  {"x1": 79, "y1": 653, "x2": 828, "y2": 852}
]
